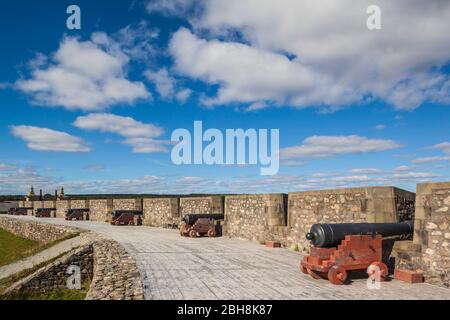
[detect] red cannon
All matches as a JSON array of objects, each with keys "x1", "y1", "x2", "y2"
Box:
[
  {"x1": 35, "y1": 208, "x2": 55, "y2": 218},
  {"x1": 179, "y1": 214, "x2": 223, "y2": 238},
  {"x1": 9, "y1": 207, "x2": 32, "y2": 216},
  {"x1": 65, "y1": 209, "x2": 89, "y2": 221},
  {"x1": 300, "y1": 221, "x2": 413, "y2": 285},
  {"x1": 110, "y1": 210, "x2": 143, "y2": 226}
]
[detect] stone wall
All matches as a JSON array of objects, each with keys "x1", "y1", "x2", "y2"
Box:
[
  {"x1": 142, "y1": 198, "x2": 180, "y2": 228},
  {"x1": 397, "y1": 182, "x2": 450, "y2": 288},
  {"x1": 1, "y1": 232, "x2": 144, "y2": 300},
  {"x1": 224, "y1": 194, "x2": 287, "y2": 243},
  {"x1": 89, "y1": 199, "x2": 113, "y2": 222},
  {"x1": 0, "y1": 216, "x2": 79, "y2": 244},
  {"x1": 2, "y1": 245, "x2": 94, "y2": 298},
  {"x1": 113, "y1": 198, "x2": 142, "y2": 211},
  {"x1": 56, "y1": 200, "x2": 70, "y2": 218},
  {"x1": 180, "y1": 196, "x2": 224, "y2": 215},
  {"x1": 43, "y1": 200, "x2": 56, "y2": 209},
  {"x1": 71, "y1": 199, "x2": 89, "y2": 209},
  {"x1": 86, "y1": 235, "x2": 144, "y2": 300},
  {"x1": 286, "y1": 187, "x2": 415, "y2": 252},
  {"x1": 18, "y1": 200, "x2": 34, "y2": 215},
  {"x1": 32, "y1": 200, "x2": 43, "y2": 213}
]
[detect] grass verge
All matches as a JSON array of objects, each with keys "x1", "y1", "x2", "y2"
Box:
[{"x1": 0, "y1": 228, "x2": 79, "y2": 267}]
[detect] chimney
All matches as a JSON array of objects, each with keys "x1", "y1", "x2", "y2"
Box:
[{"x1": 39, "y1": 189, "x2": 43, "y2": 200}]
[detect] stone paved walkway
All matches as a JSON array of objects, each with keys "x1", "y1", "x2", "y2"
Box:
[
  {"x1": 3, "y1": 216, "x2": 450, "y2": 300},
  {"x1": 0, "y1": 235, "x2": 89, "y2": 280}
]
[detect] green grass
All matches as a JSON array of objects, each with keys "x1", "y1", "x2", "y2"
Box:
[
  {"x1": 0, "y1": 229, "x2": 41, "y2": 266},
  {"x1": 1, "y1": 282, "x2": 90, "y2": 300},
  {"x1": 0, "y1": 229, "x2": 80, "y2": 267}
]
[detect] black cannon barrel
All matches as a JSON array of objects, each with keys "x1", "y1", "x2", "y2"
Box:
[
  {"x1": 306, "y1": 221, "x2": 414, "y2": 248},
  {"x1": 183, "y1": 214, "x2": 224, "y2": 225}
]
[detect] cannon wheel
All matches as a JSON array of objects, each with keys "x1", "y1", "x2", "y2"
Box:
[
  {"x1": 180, "y1": 224, "x2": 188, "y2": 236},
  {"x1": 328, "y1": 265, "x2": 347, "y2": 285},
  {"x1": 367, "y1": 261, "x2": 388, "y2": 281},
  {"x1": 307, "y1": 268, "x2": 323, "y2": 280},
  {"x1": 300, "y1": 264, "x2": 309, "y2": 275},
  {"x1": 189, "y1": 230, "x2": 198, "y2": 238},
  {"x1": 207, "y1": 228, "x2": 216, "y2": 238}
]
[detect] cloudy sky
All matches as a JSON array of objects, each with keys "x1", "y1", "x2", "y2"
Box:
[{"x1": 0, "y1": 0, "x2": 449, "y2": 195}]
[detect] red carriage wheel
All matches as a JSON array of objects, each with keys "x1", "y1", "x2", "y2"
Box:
[
  {"x1": 207, "y1": 229, "x2": 216, "y2": 238},
  {"x1": 189, "y1": 230, "x2": 198, "y2": 238},
  {"x1": 328, "y1": 265, "x2": 347, "y2": 285}
]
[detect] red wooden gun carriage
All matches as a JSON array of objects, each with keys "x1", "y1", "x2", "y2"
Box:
[
  {"x1": 110, "y1": 210, "x2": 143, "y2": 226},
  {"x1": 35, "y1": 208, "x2": 55, "y2": 218},
  {"x1": 179, "y1": 214, "x2": 224, "y2": 238},
  {"x1": 300, "y1": 221, "x2": 413, "y2": 285},
  {"x1": 65, "y1": 208, "x2": 90, "y2": 221}
]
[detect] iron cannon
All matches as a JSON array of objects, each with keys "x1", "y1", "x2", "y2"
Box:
[
  {"x1": 180, "y1": 214, "x2": 224, "y2": 238},
  {"x1": 182, "y1": 214, "x2": 224, "y2": 226},
  {"x1": 65, "y1": 208, "x2": 90, "y2": 221},
  {"x1": 306, "y1": 221, "x2": 414, "y2": 248},
  {"x1": 110, "y1": 210, "x2": 143, "y2": 226},
  {"x1": 300, "y1": 220, "x2": 414, "y2": 285}
]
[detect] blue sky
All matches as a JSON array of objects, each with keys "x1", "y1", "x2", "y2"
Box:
[{"x1": 0, "y1": 0, "x2": 449, "y2": 195}]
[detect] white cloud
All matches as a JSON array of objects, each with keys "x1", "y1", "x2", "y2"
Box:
[
  {"x1": 175, "y1": 88, "x2": 192, "y2": 103},
  {"x1": 146, "y1": 0, "x2": 201, "y2": 17},
  {"x1": 0, "y1": 163, "x2": 17, "y2": 171},
  {"x1": 11, "y1": 126, "x2": 90, "y2": 152},
  {"x1": 412, "y1": 141, "x2": 450, "y2": 163},
  {"x1": 350, "y1": 168, "x2": 382, "y2": 174},
  {"x1": 281, "y1": 135, "x2": 400, "y2": 160},
  {"x1": 176, "y1": 176, "x2": 206, "y2": 184},
  {"x1": 73, "y1": 113, "x2": 168, "y2": 153},
  {"x1": 375, "y1": 124, "x2": 386, "y2": 130},
  {"x1": 395, "y1": 165, "x2": 414, "y2": 172},
  {"x1": 16, "y1": 34, "x2": 150, "y2": 111},
  {"x1": 412, "y1": 156, "x2": 450, "y2": 164},
  {"x1": 144, "y1": 68, "x2": 191, "y2": 103},
  {"x1": 244, "y1": 101, "x2": 269, "y2": 113},
  {"x1": 433, "y1": 142, "x2": 450, "y2": 154},
  {"x1": 166, "y1": 0, "x2": 450, "y2": 110}
]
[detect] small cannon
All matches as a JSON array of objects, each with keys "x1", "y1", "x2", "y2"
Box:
[
  {"x1": 35, "y1": 208, "x2": 55, "y2": 218},
  {"x1": 65, "y1": 208, "x2": 90, "y2": 221},
  {"x1": 300, "y1": 221, "x2": 413, "y2": 285},
  {"x1": 9, "y1": 207, "x2": 32, "y2": 216},
  {"x1": 180, "y1": 214, "x2": 224, "y2": 238},
  {"x1": 110, "y1": 210, "x2": 143, "y2": 226}
]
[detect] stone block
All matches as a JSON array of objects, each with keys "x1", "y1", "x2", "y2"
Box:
[{"x1": 394, "y1": 269, "x2": 424, "y2": 283}]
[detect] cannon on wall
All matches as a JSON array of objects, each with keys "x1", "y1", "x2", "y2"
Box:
[
  {"x1": 35, "y1": 208, "x2": 56, "y2": 218},
  {"x1": 65, "y1": 208, "x2": 90, "y2": 221},
  {"x1": 300, "y1": 221, "x2": 413, "y2": 285},
  {"x1": 110, "y1": 210, "x2": 143, "y2": 226},
  {"x1": 180, "y1": 214, "x2": 224, "y2": 238},
  {"x1": 9, "y1": 207, "x2": 32, "y2": 216}
]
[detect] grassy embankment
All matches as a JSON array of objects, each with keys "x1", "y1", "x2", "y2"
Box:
[{"x1": 0, "y1": 229, "x2": 88, "y2": 300}]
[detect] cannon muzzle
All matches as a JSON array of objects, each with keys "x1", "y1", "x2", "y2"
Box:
[{"x1": 307, "y1": 221, "x2": 414, "y2": 248}]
